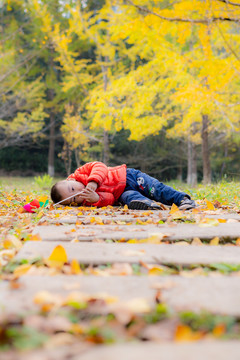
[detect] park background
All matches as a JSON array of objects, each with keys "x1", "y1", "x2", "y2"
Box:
[
  {"x1": 1, "y1": 0, "x2": 240, "y2": 186},
  {"x1": 2, "y1": 1, "x2": 240, "y2": 354}
]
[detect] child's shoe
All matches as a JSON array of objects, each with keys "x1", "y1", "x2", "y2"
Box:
[
  {"x1": 128, "y1": 200, "x2": 161, "y2": 210},
  {"x1": 179, "y1": 197, "x2": 196, "y2": 210}
]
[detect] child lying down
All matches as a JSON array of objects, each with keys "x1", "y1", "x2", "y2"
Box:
[{"x1": 51, "y1": 161, "x2": 195, "y2": 210}]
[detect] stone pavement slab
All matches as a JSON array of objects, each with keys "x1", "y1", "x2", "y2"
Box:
[
  {"x1": 2, "y1": 342, "x2": 240, "y2": 360},
  {"x1": 1, "y1": 343, "x2": 91, "y2": 360},
  {"x1": 33, "y1": 222, "x2": 240, "y2": 242},
  {"x1": 39, "y1": 214, "x2": 162, "y2": 224},
  {"x1": 16, "y1": 241, "x2": 240, "y2": 265},
  {"x1": 1, "y1": 275, "x2": 240, "y2": 316},
  {"x1": 73, "y1": 342, "x2": 240, "y2": 360},
  {"x1": 39, "y1": 210, "x2": 168, "y2": 224},
  {"x1": 40, "y1": 210, "x2": 240, "y2": 225}
]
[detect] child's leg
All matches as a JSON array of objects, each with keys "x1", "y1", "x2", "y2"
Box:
[
  {"x1": 126, "y1": 168, "x2": 189, "y2": 206},
  {"x1": 119, "y1": 190, "x2": 160, "y2": 209}
]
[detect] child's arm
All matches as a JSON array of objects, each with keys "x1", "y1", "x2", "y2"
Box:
[
  {"x1": 68, "y1": 162, "x2": 108, "y2": 187},
  {"x1": 87, "y1": 162, "x2": 108, "y2": 185}
]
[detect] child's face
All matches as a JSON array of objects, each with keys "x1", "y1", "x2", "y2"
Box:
[{"x1": 57, "y1": 180, "x2": 85, "y2": 205}]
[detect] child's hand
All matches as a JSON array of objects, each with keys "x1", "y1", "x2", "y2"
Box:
[
  {"x1": 86, "y1": 181, "x2": 98, "y2": 191},
  {"x1": 80, "y1": 188, "x2": 99, "y2": 203}
]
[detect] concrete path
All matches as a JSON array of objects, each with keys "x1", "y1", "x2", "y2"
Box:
[
  {"x1": 33, "y1": 222, "x2": 240, "y2": 242},
  {"x1": 74, "y1": 342, "x2": 240, "y2": 360},
  {"x1": 1, "y1": 275, "x2": 240, "y2": 316},
  {"x1": 4, "y1": 206, "x2": 240, "y2": 356},
  {"x1": 39, "y1": 210, "x2": 240, "y2": 225},
  {"x1": 2, "y1": 342, "x2": 240, "y2": 360},
  {"x1": 16, "y1": 241, "x2": 240, "y2": 265}
]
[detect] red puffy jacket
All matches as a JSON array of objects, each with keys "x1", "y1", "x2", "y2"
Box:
[{"x1": 67, "y1": 161, "x2": 127, "y2": 207}]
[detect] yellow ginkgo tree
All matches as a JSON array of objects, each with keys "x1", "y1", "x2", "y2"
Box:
[
  {"x1": 87, "y1": 0, "x2": 240, "y2": 183},
  {"x1": 60, "y1": 104, "x2": 89, "y2": 174}
]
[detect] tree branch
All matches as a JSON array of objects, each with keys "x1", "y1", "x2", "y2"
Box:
[
  {"x1": 216, "y1": 0, "x2": 240, "y2": 6},
  {"x1": 126, "y1": 0, "x2": 240, "y2": 23}
]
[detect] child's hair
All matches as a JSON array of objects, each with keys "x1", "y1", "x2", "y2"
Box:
[{"x1": 50, "y1": 182, "x2": 62, "y2": 203}]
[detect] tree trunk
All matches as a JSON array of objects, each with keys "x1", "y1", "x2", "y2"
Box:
[
  {"x1": 48, "y1": 105, "x2": 55, "y2": 177},
  {"x1": 102, "y1": 60, "x2": 110, "y2": 165},
  {"x1": 177, "y1": 142, "x2": 183, "y2": 182},
  {"x1": 201, "y1": 114, "x2": 211, "y2": 184},
  {"x1": 103, "y1": 130, "x2": 109, "y2": 165},
  {"x1": 177, "y1": 164, "x2": 183, "y2": 182},
  {"x1": 74, "y1": 149, "x2": 80, "y2": 168},
  {"x1": 47, "y1": 51, "x2": 55, "y2": 177},
  {"x1": 220, "y1": 144, "x2": 228, "y2": 178},
  {"x1": 187, "y1": 139, "x2": 197, "y2": 186},
  {"x1": 62, "y1": 142, "x2": 72, "y2": 175}
]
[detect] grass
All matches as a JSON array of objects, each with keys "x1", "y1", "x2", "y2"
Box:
[
  {"x1": 168, "y1": 180, "x2": 240, "y2": 204},
  {"x1": 0, "y1": 176, "x2": 60, "y2": 194}
]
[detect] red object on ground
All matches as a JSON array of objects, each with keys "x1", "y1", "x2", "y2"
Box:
[
  {"x1": 30, "y1": 199, "x2": 40, "y2": 209},
  {"x1": 23, "y1": 199, "x2": 40, "y2": 213}
]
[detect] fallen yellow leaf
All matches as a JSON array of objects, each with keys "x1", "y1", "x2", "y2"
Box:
[
  {"x1": 138, "y1": 234, "x2": 169, "y2": 243},
  {"x1": 70, "y1": 259, "x2": 82, "y2": 274},
  {"x1": 0, "y1": 249, "x2": 15, "y2": 260},
  {"x1": 138, "y1": 236, "x2": 162, "y2": 244},
  {"x1": 37, "y1": 210, "x2": 44, "y2": 218},
  {"x1": 48, "y1": 245, "x2": 68, "y2": 263},
  {"x1": 175, "y1": 324, "x2": 204, "y2": 342},
  {"x1": 191, "y1": 237, "x2": 203, "y2": 246},
  {"x1": 90, "y1": 216, "x2": 103, "y2": 225},
  {"x1": 212, "y1": 324, "x2": 226, "y2": 337},
  {"x1": 170, "y1": 203, "x2": 180, "y2": 214},
  {"x1": 3, "y1": 235, "x2": 22, "y2": 249},
  {"x1": 34, "y1": 291, "x2": 62, "y2": 312},
  {"x1": 210, "y1": 237, "x2": 220, "y2": 246},
  {"x1": 70, "y1": 238, "x2": 79, "y2": 243},
  {"x1": 205, "y1": 199, "x2": 215, "y2": 211},
  {"x1": 29, "y1": 234, "x2": 42, "y2": 241},
  {"x1": 127, "y1": 239, "x2": 138, "y2": 244},
  {"x1": 148, "y1": 266, "x2": 164, "y2": 275},
  {"x1": 199, "y1": 218, "x2": 219, "y2": 227},
  {"x1": 70, "y1": 324, "x2": 84, "y2": 335},
  {"x1": 13, "y1": 264, "x2": 31, "y2": 278},
  {"x1": 3, "y1": 240, "x2": 12, "y2": 249},
  {"x1": 192, "y1": 208, "x2": 201, "y2": 214},
  {"x1": 26, "y1": 195, "x2": 30, "y2": 203},
  {"x1": 38, "y1": 195, "x2": 48, "y2": 203},
  {"x1": 236, "y1": 238, "x2": 240, "y2": 246},
  {"x1": 176, "y1": 241, "x2": 189, "y2": 246}
]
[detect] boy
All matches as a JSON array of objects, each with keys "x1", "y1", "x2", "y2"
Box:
[{"x1": 51, "y1": 161, "x2": 195, "y2": 210}]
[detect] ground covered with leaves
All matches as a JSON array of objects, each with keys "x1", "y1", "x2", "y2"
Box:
[{"x1": 1, "y1": 177, "x2": 240, "y2": 354}]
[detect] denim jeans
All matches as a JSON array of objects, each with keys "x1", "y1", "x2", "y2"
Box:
[{"x1": 119, "y1": 168, "x2": 188, "y2": 206}]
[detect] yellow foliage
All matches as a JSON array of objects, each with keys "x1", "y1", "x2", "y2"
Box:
[
  {"x1": 61, "y1": 104, "x2": 89, "y2": 151},
  {"x1": 26, "y1": 0, "x2": 240, "y2": 143}
]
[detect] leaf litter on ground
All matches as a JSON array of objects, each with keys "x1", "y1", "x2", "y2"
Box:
[{"x1": 1, "y1": 179, "x2": 240, "y2": 351}]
